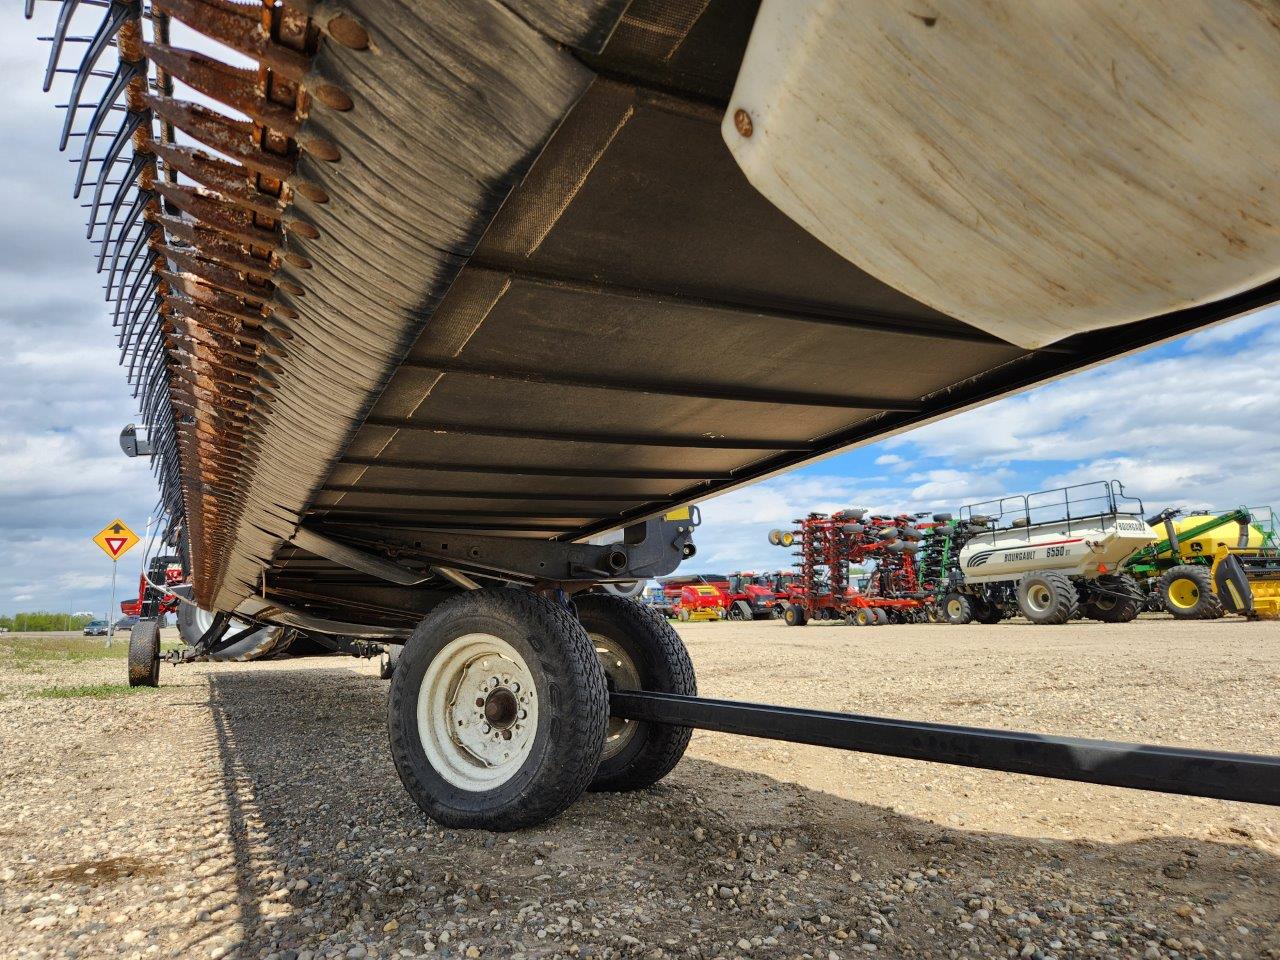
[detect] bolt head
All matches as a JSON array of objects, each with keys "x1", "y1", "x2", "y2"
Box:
[{"x1": 733, "y1": 108, "x2": 754, "y2": 137}]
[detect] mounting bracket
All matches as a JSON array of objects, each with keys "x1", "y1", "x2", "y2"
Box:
[{"x1": 294, "y1": 509, "x2": 698, "y2": 586}]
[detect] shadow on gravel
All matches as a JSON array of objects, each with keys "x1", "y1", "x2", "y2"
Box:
[{"x1": 202, "y1": 663, "x2": 1280, "y2": 959}]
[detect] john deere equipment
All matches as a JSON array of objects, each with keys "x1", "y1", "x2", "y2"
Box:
[{"x1": 1125, "y1": 507, "x2": 1280, "y2": 619}]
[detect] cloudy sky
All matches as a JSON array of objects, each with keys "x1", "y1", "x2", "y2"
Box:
[{"x1": 1, "y1": 5, "x2": 1276, "y2": 616}]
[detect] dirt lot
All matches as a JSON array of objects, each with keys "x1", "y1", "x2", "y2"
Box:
[{"x1": 1, "y1": 617, "x2": 1277, "y2": 960}]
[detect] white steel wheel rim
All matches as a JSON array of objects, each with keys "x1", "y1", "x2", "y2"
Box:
[
  {"x1": 946, "y1": 599, "x2": 963, "y2": 619},
  {"x1": 416, "y1": 633, "x2": 538, "y2": 792},
  {"x1": 591, "y1": 633, "x2": 642, "y2": 760},
  {"x1": 1026, "y1": 584, "x2": 1052, "y2": 613}
]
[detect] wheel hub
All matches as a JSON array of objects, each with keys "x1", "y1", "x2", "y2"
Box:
[
  {"x1": 417, "y1": 634, "x2": 538, "y2": 791},
  {"x1": 592, "y1": 633, "x2": 641, "y2": 761},
  {"x1": 1027, "y1": 585, "x2": 1051, "y2": 611}
]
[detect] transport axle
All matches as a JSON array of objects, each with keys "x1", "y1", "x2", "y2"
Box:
[{"x1": 609, "y1": 691, "x2": 1280, "y2": 806}]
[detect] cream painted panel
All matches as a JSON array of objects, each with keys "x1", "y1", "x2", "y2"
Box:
[{"x1": 723, "y1": 0, "x2": 1280, "y2": 348}]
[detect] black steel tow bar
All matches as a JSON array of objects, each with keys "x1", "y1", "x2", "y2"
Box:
[{"x1": 609, "y1": 691, "x2": 1280, "y2": 806}]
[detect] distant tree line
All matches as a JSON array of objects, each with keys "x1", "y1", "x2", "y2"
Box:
[{"x1": 0, "y1": 612, "x2": 95, "y2": 632}]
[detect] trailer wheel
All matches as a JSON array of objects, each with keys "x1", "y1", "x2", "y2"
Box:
[
  {"x1": 1016, "y1": 571, "x2": 1079, "y2": 624},
  {"x1": 851, "y1": 607, "x2": 874, "y2": 626},
  {"x1": 575, "y1": 595, "x2": 696, "y2": 792},
  {"x1": 1160, "y1": 565, "x2": 1224, "y2": 620},
  {"x1": 1085, "y1": 574, "x2": 1144, "y2": 623},
  {"x1": 873, "y1": 608, "x2": 890, "y2": 626},
  {"x1": 942, "y1": 592, "x2": 973, "y2": 625},
  {"x1": 782, "y1": 604, "x2": 807, "y2": 626},
  {"x1": 388, "y1": 588, "x2": 607, "y2": 831},
  {"x1": 127, "y1": 620, "x2": 161, "y2": 688}
]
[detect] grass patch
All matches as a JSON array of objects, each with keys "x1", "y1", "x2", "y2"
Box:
[
  {"x1": 0, "y1": 635, "x2": 180, "y2": 673},
  {"x1": 34, "y1": 683, "x2": 154, "y2": 700},
  {"x1": 2, "y1": 636, "x2": 127, "y2": 665}
]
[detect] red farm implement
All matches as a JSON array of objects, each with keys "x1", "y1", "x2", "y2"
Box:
[{"x1": 768, "y1": 511, "x2": 938, "y2": 625}]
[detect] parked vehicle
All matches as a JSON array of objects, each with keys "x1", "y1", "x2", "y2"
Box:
[
  {"x1": 939, "y1": 481, "x2": 1154, "y2": 625},
  {"x1": 82, "y1": 620, "x2": 109, "y2": 637},
  {"x1": 1124, "y1": 507, "x2": 1280, "y2": 620}
]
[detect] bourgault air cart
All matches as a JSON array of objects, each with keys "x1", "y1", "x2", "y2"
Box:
[
  {"x1": 29, "y1": 0, "x2": 1280, "y2": 826},
  {"x1": 937, "y1": 481, "x2": 1155, "y2": 625}
]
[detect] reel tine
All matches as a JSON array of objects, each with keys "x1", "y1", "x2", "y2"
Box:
[
  {"x1": 72, "y1": 60, "x2": 143, "y2": 197},
  {"x1": 59, "y1": 0, "x2": 135, "y2": 150},
  {"x1": 113, "y1": 222, "x2": 155, "y2": 327},
  {"x1": 42, "y1": 0, "x2": 82, "y2": 91},
  {"x1": 82, "y1": 105, "x2": 146, "y2": 218},
  {"x1": 118, "y1": 255, "x2": 159, "y2": 344},
  {"x1": 104, "y1": 187, "x2": 152, "y2": 292},
  {"x1": 93, "y1": 149, "x2": 146, "y2": 252}
]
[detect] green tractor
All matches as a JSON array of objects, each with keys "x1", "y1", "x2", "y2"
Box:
[{"x1": 1123, "y1": 507, "x2": 1276, "y2": 619}]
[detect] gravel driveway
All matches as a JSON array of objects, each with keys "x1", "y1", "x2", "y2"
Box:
[{"x1": 2, "y1": 617, "x2": 1277, "y2": 960}]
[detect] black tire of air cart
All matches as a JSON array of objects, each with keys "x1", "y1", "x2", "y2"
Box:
[
  {"x1": 783, "y1": 604, "x2": 806, "y2": 627},
  {"x1": 1086, "y1": 573, "x2": 1144, "y2": 623},
  {"x1": 575, "y1": 594, "x2": 697, "y2": 793},
  {"x1": 972, "y1": 597, "x2": 1004, "y2": 624},
  {"x1": 1016, "y1": 571, "x2": 1080, "y2": 625},
  {"x1": 387, "y1": 588, "x2": 607, "y2": 831},
  {"x1": 127, "y1": 620, "x2": 160, "y2": 688}
]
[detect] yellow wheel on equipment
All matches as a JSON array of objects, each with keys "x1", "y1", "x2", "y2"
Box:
[{"x1": 1166, "y1": 577, "x2": 1200, "y2": 610}]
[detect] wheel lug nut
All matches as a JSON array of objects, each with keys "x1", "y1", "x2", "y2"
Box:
[
  {"x1": 480, "y1": 723, "x2": 491, "y2": 734},
  {"x1": 518, "y1": 709, "x2": 527, "y2": 720}
]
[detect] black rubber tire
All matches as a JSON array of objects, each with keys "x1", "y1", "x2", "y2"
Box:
[
  {"x1": 127, "y1": 620, "x2": 160, "y2": 688},
  {"x1": 942, "y1": 592, "x2": 973, "y2": 625},
  {"x1": 1159, "y1": 564, "x2": 1224, "y2": 620},
  {"x1": 177, "y1": 600, "x2": 290, "y2": 662},
  {"x1": 873, "y1": 608, "x2": 890, "y2": 625},
  {"x1": 972, "y1": 597, "x2": 1004, "y2": 625},
  {"x1": 1016, "y1": 571, "x2": 1080, "y2": 624},
  {"x1": 387, "y1": 588, "x2": 607, "y2": 831},
  {"x1": 852, "y1": 607, "x2": 874, "y2": 626},
  {"x1": 575, "y1": 595, "x2": 696, "y2": 792},
  {"x1": 1085, "y1": 573, "x2": 1144, "y2": 623},
  {"x1": 783, "y1": 604, "x2": 807, "y2": 626}
]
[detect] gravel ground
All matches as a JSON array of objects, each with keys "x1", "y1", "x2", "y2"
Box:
[{"x1": 1, "y1": 616, "x2": 1277, "y2": 960}]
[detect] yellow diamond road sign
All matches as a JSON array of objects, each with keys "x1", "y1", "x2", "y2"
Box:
[{"x1": 93, "y1": 519, "x2": 140, "y2": 561}]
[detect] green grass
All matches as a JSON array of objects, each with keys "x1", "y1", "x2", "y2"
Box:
[
  {"x1": 0, "y1": 636, "x2": 128, "y2": 672},
  {"x1": 0, "y1": 635, "x2": 180, "y2": 674},
  {"x1": 34, "y1": 683, "x2": 155, "y2": 699}
]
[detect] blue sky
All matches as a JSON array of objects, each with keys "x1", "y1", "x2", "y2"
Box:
[{"x1": 1, "y1": 5, "x2": 1276, "y2": 615}]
